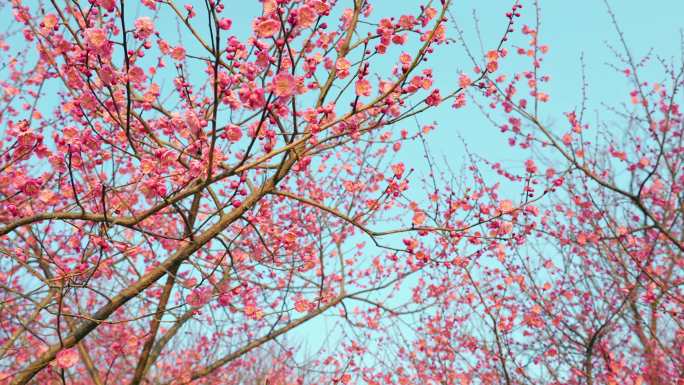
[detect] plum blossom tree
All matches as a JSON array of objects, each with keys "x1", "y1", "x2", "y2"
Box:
[
  {"x1": 2, "y1": 0, "x2": 682, "y2": 384},
  {"x1": 378, "y1": 4, "x2": 684, "y2": 385},
  {"x1": 0, "y1": 0, "x2": 527, "y2": 384}
]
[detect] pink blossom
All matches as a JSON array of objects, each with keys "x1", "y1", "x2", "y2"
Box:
[
  {"x1": 42, "y1": 14, "x2": 58, "y2": 30},
  {"x1": 391, "y1": 163, "x2": 405, "y2": 178},
  {"x1": 336, "y1": 57, "x2": 351, "y2": 79},
  {"x1": 536, "y1": 92, "x2": 550, "y2": 102},
  {"x1": 425, "y1": 89, "x2": 441, "y2": 106},
  {"x1": 186, "y1": 287, "x2": 212, "y2": 307},
  {"x1": 355, "y1": 79, "x2": 372, "y2": 97},
  {"x1": 498, "y1": 199, "x2": 514, "y2": 213},
  {"x1": 225, "y1": 124, "x2": 243, "y2": 142},
  {"x1": 452, "y1": 93, "x2": 466, "y2": 109},
  {"x1": 170, "y1": 46, "x2": 186, "y2": 61},
  {"x1": 127, "y1": 66, "x2": 146, "y2": 83},
  {"x1": 458, "y1": 73, "x2": 472, "y2": 88},
  {"x1": 298, "y1": 6, "x2": 317, "y2": 28},
  {"x1": 254, "y1": 19, "x2": 280, "y2": 38},
  {"x1": 294, "y1": 299, "x2": 311, "y2": 312},
  {"x1": 134, "y1": 17, "x2": 155, "y2": 39},
  {"x1": 56, "y1": 348, "x2": 79, "y2": 369},
  {"x1": 262, "y1": 0, "x2": 277, "y2": 14},
  {"x1": 412, "y1": 210, "x2": 426, "y2": 225},
  {"x1": 218, "y1": 18, "x2": 232, "y2": 30},
  {"x1": 272, "y1": 72, "x2": 297, "y2": 98},
  {"x1": 85, "y1": 28, "x2": 108, "y2": 48},
  {"x1": 400, "y1": 52, "x2": 412, "y2": 65},
  {"x1": 21, "y1": 179, "x2": 41, "y2": 196},
  {"x1": 98, "y1": 0, "x2": 116, "y2": 12}
]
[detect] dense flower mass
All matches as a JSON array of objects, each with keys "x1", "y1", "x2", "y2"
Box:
[{"x1": 0, "y1": 0, "x2": 682, "y2": 385}]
